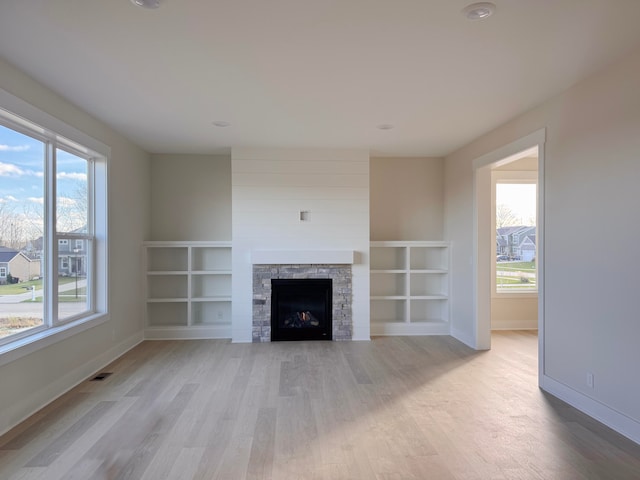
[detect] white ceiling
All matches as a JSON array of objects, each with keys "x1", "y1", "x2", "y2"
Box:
[{"x1": 1, "y1": 0, "x2": 640, "y2": 157}]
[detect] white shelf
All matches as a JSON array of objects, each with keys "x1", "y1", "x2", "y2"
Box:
[
  {"x1": 147, "y1": 298, "x2": 188, "y2": 303},
  {"x1": 144, "y1": 241, "x2": 232, "y2": 339},
  {"x1": 370, "y1": 241, "x2": 450, "y2": 336},
  {"x1": 191, "y1": 296, "x2": 232, "y2": 302},
  {"x1": 191, "y1": 270, "x2": 232, "y2": 275},
  {"x1": 409, "y1": 269, "x2": 447, "y2": 274}
]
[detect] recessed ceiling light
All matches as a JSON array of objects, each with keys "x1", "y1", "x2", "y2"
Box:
[
  {"x1": 130, "y1": 0, "x2": 160, "y2": 9},
  {"x1": 212, "y1": 121, "x2": 231, "y2": 127},
  {"x1": 377, "y1": 124, "x2": 395, "y2": 130},
  {"x1": 462, "y1": 2, "x2": 496, "y2": 20}
]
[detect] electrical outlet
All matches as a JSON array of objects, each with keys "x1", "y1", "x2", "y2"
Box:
[
  {"x1": 217, "y1": 311, "x2": 224, "y2": 320},
  {"x1": 586, "y1": 372, "x2": 594, "y2": 388}
]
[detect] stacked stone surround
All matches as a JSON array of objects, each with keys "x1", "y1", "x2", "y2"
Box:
[{"x1": 252, "y1": 264, "x2": 352, "y2": 342}]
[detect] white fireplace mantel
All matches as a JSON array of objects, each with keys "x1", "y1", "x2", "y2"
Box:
[{"x1": 251, "y1": 250, "x2": 354, "y2": 265}]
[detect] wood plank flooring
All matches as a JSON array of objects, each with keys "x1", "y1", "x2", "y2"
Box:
[{"x1": 1, "y1": 331, "x2": 640, "y2": 479}]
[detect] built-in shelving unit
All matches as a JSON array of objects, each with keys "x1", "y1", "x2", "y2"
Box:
[
  {"x1": 370, "y1": 241, "x2": 450, "y2": 335},
  {"x1": 144, "y1": 241, "x2": 231, "y2": 339}
]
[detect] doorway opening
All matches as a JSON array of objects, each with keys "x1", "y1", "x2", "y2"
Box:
[
  {"x1": 491, "y1": 159, "x2": 538, "y2": 330},
  {"x1": 473, "y1": 128, "x2": 545, "y2": 385}
]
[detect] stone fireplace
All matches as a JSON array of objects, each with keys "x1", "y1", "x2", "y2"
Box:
[{"x1": 252, "y1": 253, "x2": 353, "y2": 342}]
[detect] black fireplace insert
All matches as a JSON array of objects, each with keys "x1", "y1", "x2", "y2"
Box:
[{"x1": 271, "y1": 278, "x2": 332, "y2": 341}]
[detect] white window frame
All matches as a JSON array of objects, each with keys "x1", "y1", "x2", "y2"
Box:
[
  {"x1": 0, "y1": 88, "x2": 109, "y2": 366},
  {"x1": 491, "y1": 170, "x2": 538, "y2": 297},
  {"x1": 59, "y1": 239, "x2": 69, "y2": 246},
  {"x1": 0, "y1": 267, "x2": 6, "y2": 278}
]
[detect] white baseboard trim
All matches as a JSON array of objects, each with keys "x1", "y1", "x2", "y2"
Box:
[
  {"x1": 371, "y1": 321, "x2": 450, "y2": 336},
  {"x1": 144, "y1": 325, "x2": 231, "y2": 340},
  {"x1": 541, "y1": 374, "x2": 640, "y2": 445},
  {"x1": 491, "y1": 319, "x2": 538, "y2": 330},
  {"x1": 450, "y1": 327, "x2": 477, "y2": 349},
  {"x1": 0, "y1": 332, "x2": 143, "y2": 437},
  {"x1": 351, "y1": 334, "x2": 372, "y2": 341}
]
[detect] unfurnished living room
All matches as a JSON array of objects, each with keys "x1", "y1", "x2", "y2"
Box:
[{"x1": 1, "y1": 1, "x2": 640, "y2": 479}]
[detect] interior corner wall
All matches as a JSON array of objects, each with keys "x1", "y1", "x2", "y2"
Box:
[
  {"x1": 150, "y1": 154, "x2": 231, "y2": 241},
  {"x1": 370, "y1": 157, "x2": 444, "y2": 240},
  {"x1": 0, "y1": 58, "x2": 150, "y2": 435},
  {"x1": 231, "y1": 148, "x2": 370, "y2": 342},
  {"x1": 444, "y1": 45, "x2": 640, "y2": 441}
]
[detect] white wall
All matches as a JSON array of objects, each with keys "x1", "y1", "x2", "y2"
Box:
[
  {"x1": 444, "y1": 45, "x2": 640, "y2": 441},
  {"x1": 370, "y1": 157, "x2": 444, "y2": 240},
  {"x1": 150, "y1": 154, "x2": 231, "y2": 241},
  {"x1": 0, "y1": 58, "x2": 150, "y2": 435},
  {"x1": 491, "y1": 297, "x2": 537, "y2": 330},
  {"x1": 231, "y1": 148, "x2": 370, "y2": 342}
]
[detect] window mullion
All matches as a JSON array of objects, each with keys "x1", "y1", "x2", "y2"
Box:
[{"x1": 46, "y1": 141, "x2": 57, "y2": 326}]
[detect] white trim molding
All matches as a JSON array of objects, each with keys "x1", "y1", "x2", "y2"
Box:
[
  {"x1": 542, "y1": 374, "x2": 640, "y2": 445},
  {"x1": 252, "y1": 250, "x2": 354, "y2": 265}
]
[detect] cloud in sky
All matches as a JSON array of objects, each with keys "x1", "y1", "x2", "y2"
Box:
[
  {"x1": 0, "y1": 144, "x2": 30, "y2": 152},
  {"x1": 57, "y1": 172, "x2": 87, "y2": 181},
  {"x1": 0, "y1": 161, "x2": 43, "y2": 178},
  {"x1": 57, "y1": 197, "x2": 78, "y2": 207},
  {"x1": 0, "y1": 161, "x2": 25, "y2": 176},
  {"x1": 27, "y1": 197, "x2": 44, "y2": 204}
]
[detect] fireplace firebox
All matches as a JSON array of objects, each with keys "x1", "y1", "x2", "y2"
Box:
[{"x1": 270, "y1": 279, "x2": 332, "y2": 341}]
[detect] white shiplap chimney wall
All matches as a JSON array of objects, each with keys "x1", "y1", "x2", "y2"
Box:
[{"x1": 231, "y1": 148, "x2": 370, "y2": 342}]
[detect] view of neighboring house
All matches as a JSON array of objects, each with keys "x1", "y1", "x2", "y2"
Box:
[
  {"x1": 29, "y1": 228, "x2": 89, "y2": 278},
  {"x1": 496, "y1": 226, "x2": 536, "y2": 261},
  {"x1": 57, "y1": 238, "x2": 87, "y2": 277},
  {"x1": 0, "y1": 246, "x2": 41, "y2": 284}
]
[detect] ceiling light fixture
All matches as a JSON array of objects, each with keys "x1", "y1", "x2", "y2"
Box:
[
  {"x1": 130, "y1": 0, "x2": 160, "y2": 9},
  {"x1": 462, "y1": 2, "x2": 496, "y2": 20}
]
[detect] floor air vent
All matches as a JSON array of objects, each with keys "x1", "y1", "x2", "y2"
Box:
[{"x1": 90, "y1": 372, "x2": 113, "y2": 381}]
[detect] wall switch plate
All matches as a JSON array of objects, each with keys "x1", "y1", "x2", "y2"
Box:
[{"x1": 586, "y1": 372, "x2": 594, "y2": 388}]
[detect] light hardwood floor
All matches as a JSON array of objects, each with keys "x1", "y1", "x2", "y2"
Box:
[{"x1": 1, "y1": 331, "x2": 639, "y2": 479}]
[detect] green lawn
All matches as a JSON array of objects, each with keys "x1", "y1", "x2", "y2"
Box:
[
  {"x1": 497, "y1": 261, "x2": 535, "y2": 272},
  {"x1": 497, "y1": 261, "x2": 536, "y2": 291},
  {"x1": 496, "y1": 277, "x2": 527, "y2": 284},
  {"x1": 0, "y1": 277, "x2": 78, "y2": 295},
  {"x1": 25, "y1": 286, "x2": 87, "y2": 303}
]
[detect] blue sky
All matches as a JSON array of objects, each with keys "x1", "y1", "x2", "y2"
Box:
[
  {"x1": 0, "y1": 124, "x2": 88, "y2": 238},
  {"x1": 0, "y1": 125, "x2": 44, "y2": 204},
  {"x1": 0, "y1": 124, "x2": 87, "y2": 200}
]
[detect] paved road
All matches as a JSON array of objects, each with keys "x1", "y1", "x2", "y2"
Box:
[{"x1": 0, "y1": 279, "x2": 87, "y2": 318}]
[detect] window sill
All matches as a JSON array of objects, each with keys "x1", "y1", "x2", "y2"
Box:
[
  {"x1": 492, "y1": 292, "x2": 538, "y2": 299},
  {"x1": 0, "y1": 312, "x2": 109, "y2": 367}
]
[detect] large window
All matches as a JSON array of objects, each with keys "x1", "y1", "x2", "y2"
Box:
[
  {"x1": 0, "y1": 92, "x2": 108, "y2": 356},
  {"x1": 493, "y1": 172, "x2": 537, "y2": 294}
]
